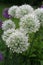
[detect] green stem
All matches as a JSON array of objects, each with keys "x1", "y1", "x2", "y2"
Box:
[{"x1": 4, "y1": 47, "x2": 9, "y2": 65}]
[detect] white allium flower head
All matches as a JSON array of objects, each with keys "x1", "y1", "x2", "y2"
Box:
[
  {"x1": 2, "y1": 19, "x2": 15, "y2": 31},
  {"x1": 34, "y1": 8, "x2": 43, "y2": 26},
  {"x1": 19, "y1": 13, "x2": 40, "y2": 33},
  {"x1": 2, "y1": 28, "x2": 15, "y2": 41},
  {"x1": 15, "y1": 4, "x2": 34, "y2": 18},
  {"x1": 19, "y1": 27, "x2": 27, "y2": 35},
  {"x1": 6, "y1": 29, "x2": 29, "y2": 53},
  {"x1": 8, "y1": 6, "x2": 18, "y2": 17}
]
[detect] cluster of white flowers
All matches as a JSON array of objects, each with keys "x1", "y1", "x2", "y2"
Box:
[
  {"x1": 8, "y1": 4, "x2": 34, "y2": 18},
  {"x1": 2, "y1": 19, "x2": 15, "y2": 31},
  {"x1": 2, "y1": 4, "x2": 41, "y2": 54},
  {"x1": 15, "y1": 4, "x2": 34, "y2": 18},
  {"x1": 34, "y1": 8, "x2": 43, "y2": 27},
  {"x1": 2, "y1": 29, "x2": 15, "y2": 41},
  {"x1": 6, "y1": 30, "x2": 29, "y2": 53},
  {"x1": 8, "y1": 6, "x2": 18, "y2": 17},
  {"x1": 19, "y1": 13, "x2": 40, "y2": 33},
  {"x1": 2, "y1": 19, "x2": 29, "y2": 53}
]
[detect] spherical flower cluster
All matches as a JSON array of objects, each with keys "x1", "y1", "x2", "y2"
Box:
[
  {"x1": 2, "y1": 28, "x2": 15, "y2": 41},
  {"x1": 15, "y1": 4, "x2": 34, "y2": 18},
  {"x1": 19, "y1": 13, "x2": 40, "y2": 34},
  {"x1": 8, "y1": 6, "x2": 18, "y2": 17},
  {"x1": 34, "y1": 8, "x2": 43, "y2": 26},
  {"x1": 6, "y1": 30, "x2": 29, "y2": 53},
  {"x1": 2, "y1": 19, "x2": 15, "y2": 31}
]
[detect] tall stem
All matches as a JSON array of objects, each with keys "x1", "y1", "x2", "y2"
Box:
[{"x1": 4, "y1": 47, "x2": 9, "y2": 65}]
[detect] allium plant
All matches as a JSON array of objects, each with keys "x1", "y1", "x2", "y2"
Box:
[
  {"x1": 34, "y1": 8, "x2": 43, "y2": 27},
  {"x1": 2, "y1": 19, "x2": 15, "y2": 31},
  {"x1": 2, "y1": 28, "x2": 15, "y2": 41},
  {"x1": 3, "y1": 8, "x2": 12, "y2": 19},
  {"x1": 8, "y1": 6, "x2": 18, "y2": 17},
  {"x1": 6, "y1": 30, "x2": 29, "y2": 53},
  {"x1": 41, "y1": 5, "x2": 43, "y2": 8},
  {"x1": 19, "y1": 13, "x2": 40, "y2": 34},
  {"x1": 0, "y1": 52, "x2": 3, "y2": 61},
  {"x1": 15, "y1": 4, "x2": 34, "y2": 18},
  {"x1": 1, "y1": 4, "x2": 43, "y2": 65}
]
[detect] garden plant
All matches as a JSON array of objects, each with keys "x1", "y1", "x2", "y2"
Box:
[{"x1": 0, "y1": 4, "x2": 43, "y2": 65}]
